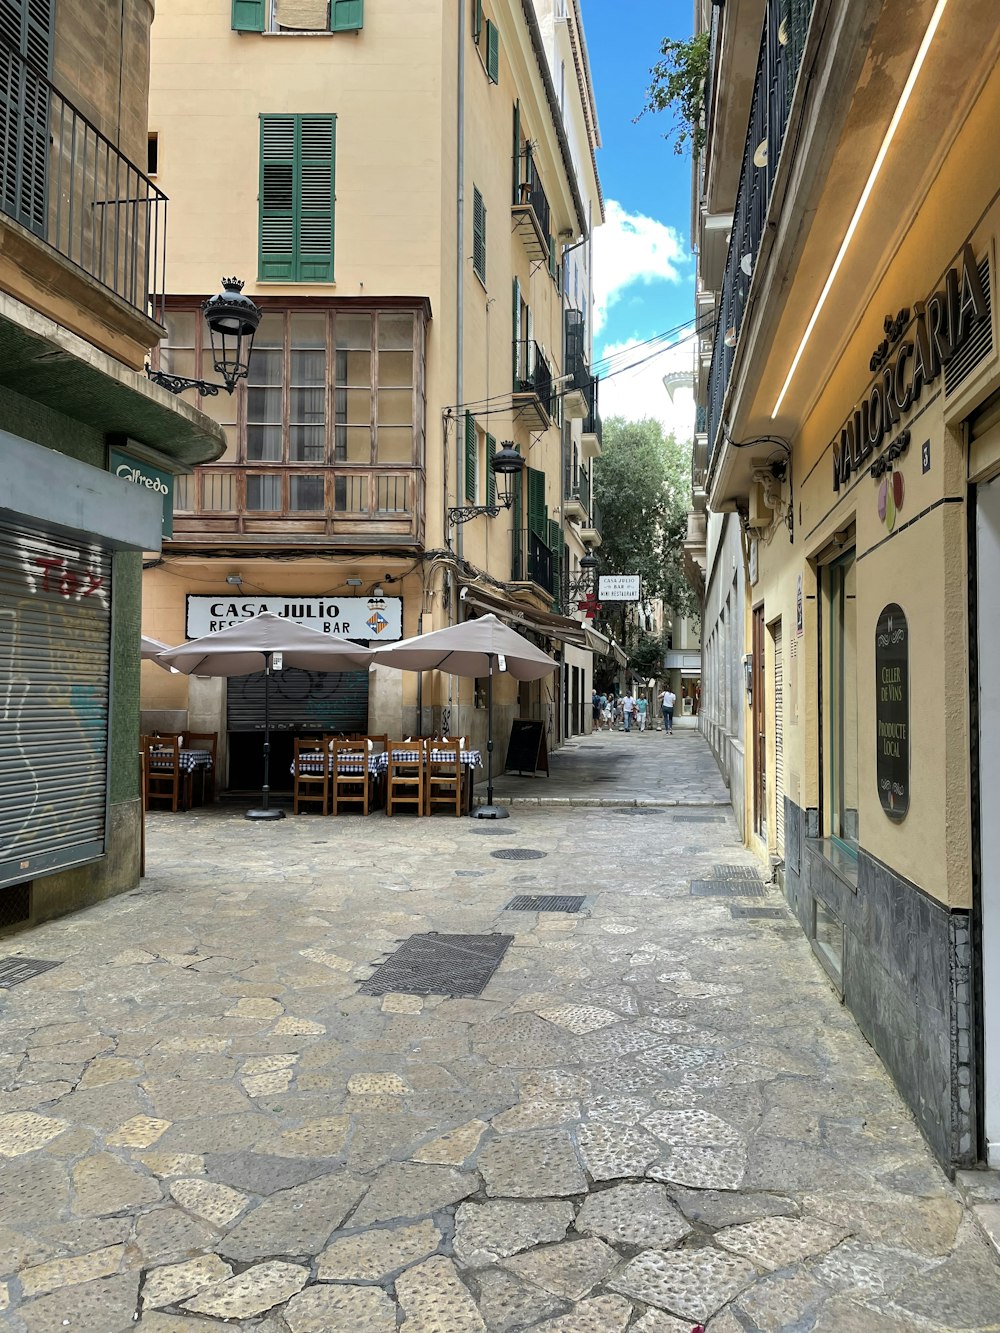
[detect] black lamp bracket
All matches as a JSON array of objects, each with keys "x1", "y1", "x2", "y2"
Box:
[
  {"x1": 447, "y1": 497, "x2": 513, "y2": 527},
  {"x1": 145, "y1": 367, "x2": 228, "y2": 398}
]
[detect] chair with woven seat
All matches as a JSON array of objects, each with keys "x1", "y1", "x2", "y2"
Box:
[
  {"x1": 426, "y1": 739, "x2": 463, "y2": 816},
  {"x1": 385, "y1": 739, "x2": 425, "y2": 816},
  {"x1": 293, "y1": 738, "x2": 329, "y2": 815},
  {"x1": 331, "y1": 740, "x2": 372, "y2": 816},
  {"x1": 144, "y1": 734, "x2": 181, "y2": 812}
]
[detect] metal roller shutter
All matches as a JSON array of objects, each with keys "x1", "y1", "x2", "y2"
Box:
[
  {"x1": 774, "y1": 620, "x2": 785, "y2": 854},
  {"x1": 0, "y1": 518, "x2": 112, "y2": 889},
  {"x1": 226, "y1": 667, "x2": 369, "y2": 734}
]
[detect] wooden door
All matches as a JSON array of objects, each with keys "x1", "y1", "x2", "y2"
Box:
[{"x1": 752, "y1": 604, "x2": 766, "y2": 840}]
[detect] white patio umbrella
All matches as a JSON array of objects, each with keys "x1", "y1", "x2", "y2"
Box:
[
  {"x1": 141, "y1": 635, "x2": 180, "y2": 671},
  {"x1": 370, "y1": 613, "x2": 556, "y2": 819},
  {"x1": 157, "y1": 612, "x2": 372, "y2": 821}
]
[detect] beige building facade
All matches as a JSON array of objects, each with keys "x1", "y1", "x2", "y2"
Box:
[
  {"x1": 0, "y1": 0, "x2": 223, "y2": 930},
  {"x1": 142, "y1": 0, "x2": 605, "y2": 788},
  {"x1": 692, "y1": 0, "x2": 1000, "y2": 1169}
]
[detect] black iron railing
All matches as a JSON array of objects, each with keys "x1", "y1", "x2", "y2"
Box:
[
  {"x1": 0, "y1": 39, "x2": 167, "y2": 320},
  {"x1": 515, "y1": 147, "x2": 551, "y2": 245},
  {"x1": 512, "y1": 527, "x2": 555, "y2": 593},
  {"x1": 582, "y1": 377, "x2": 602, "y2": 443},
  {"x1": 706, "y1": 0, "x2": 815, "y2": 465},
  {"x1": 564, "y1": 308, "x2": 590, "y2": 391},
  {"x1": 513, "y1": 338, "x2": 553, "y2": 412}
]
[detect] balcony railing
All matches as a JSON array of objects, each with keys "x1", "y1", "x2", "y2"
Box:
[
  {"x1": 512, "y1": 528, "x2": 555, "y2": 594},
  {"x1": 706, "y1": 0, "x2": 815, "y2": 466},
  {"x1": 581, "y1": 378, "x2": 602, "y2": 446},
  {"x1": 564, "y1": 308, "x2": 590, "y2": 391},
  {"x1": 513, "y1": 338, "x2": 552, "y2": 427},
  {"x1": 0, "y1": 39, "x2": 167, "y2": 320},
  {"x1": 512, "y1": 148, "x2": 551, "y2": 261}
]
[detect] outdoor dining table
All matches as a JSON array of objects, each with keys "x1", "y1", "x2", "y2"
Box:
[
  {"x1": 146, "y1": 747, "x2": 214, "y2": 811},
  {"x1": 290, "y1": 752, "x2": 384, "y2": 778},
  {"x1": 289, "y1": 746, "x2": 483, "y2": 814}
]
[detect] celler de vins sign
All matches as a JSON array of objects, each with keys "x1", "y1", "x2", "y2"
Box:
[
  {"x1": 875, "y1": 603, "x2": 909, "y2": 822},
  {"x1": 833, "y1": 244, "x2": 988, "y2": 492}
]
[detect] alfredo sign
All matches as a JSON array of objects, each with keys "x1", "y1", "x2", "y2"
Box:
[
  {"x1": 109, "y1": 447, "x2": 174, "y2": 537},
  {"x1": 186, "y1": 595, "x2": 403, "y2": 641},
  {"x1": 832, "y1": 244, "x2": 988, "y2": 492}
]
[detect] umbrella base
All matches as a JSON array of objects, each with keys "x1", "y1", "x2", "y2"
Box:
[
  {"x1": 245, "y1": 807, "x2": 286, "y2": 821},
  {"x1": 471, "y1": 804, "x2": 510, "y2": 820}
]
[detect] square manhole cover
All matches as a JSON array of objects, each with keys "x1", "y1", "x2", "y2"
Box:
[
  {"x1": 491, "y1": 849, "x2": 547, "y2": 861},
  {"x1": 691, "y1": 880, "x2": 768, "y2": 898},
  {"x1": 611, "y1": 808, "x2": 667, "y2": 816},
  {"x1": 359, "y1": 932, "x2": 513, "y2": 997},
  {"x1": 0, "y1": 957, "x2": 61, "y2": 987},
  {"x1": 672, "y1": 814, "x2": 726, "y2": 823},
  {"x1": 505, "y1": 895, "x2": 585, "y2": 913},
  {"x1": 714, "y1": 865, "x2": 764, "y2": 881},
  {"x1": 730, "y1": 905, "x2": 784, "y2": 919}
]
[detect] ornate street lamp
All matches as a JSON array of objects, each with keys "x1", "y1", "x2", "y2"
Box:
[
  {"x1": 568, "y1": 547, "x2": 599, "y2": 598},
  {"x1": 448, "y1": 441, "x2": 526, "y2": 528},
  {"x1": 147, "y1": 278, "x2": 262, "y2": 398}
]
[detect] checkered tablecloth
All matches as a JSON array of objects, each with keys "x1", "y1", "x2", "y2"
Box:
[
  {"x1": 291, "y1": 753, "x2": 383, "y2": 777},
  {"x1": 380, "y1": 748, "x2": 482, "y2": 771},
  {"x1": 149, "y1": 748, "x2": 213, "y2": 773}
]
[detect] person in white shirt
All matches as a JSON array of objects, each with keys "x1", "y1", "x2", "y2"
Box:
[
  {"x1": 659, "y1": 687, "x2": 676, "y2": 733},
  {"x1": 622, "y1": 692, "x2": 636, "y2": 732}
]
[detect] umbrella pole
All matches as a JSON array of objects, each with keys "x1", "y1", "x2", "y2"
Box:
[
  {"x1": 471, "y1": 652, "x2": 509, "y2": 820},
  {"x1": 246, "y1": 651, "x2": 286, "y2": 821}
]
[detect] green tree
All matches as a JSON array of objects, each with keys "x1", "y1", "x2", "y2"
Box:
[
  {"x1": 592, "y1": 417, "x2": 696, "y2": 655},
  {"x1": 637, "y1": 30, "x2": 710, "y2": 156}
]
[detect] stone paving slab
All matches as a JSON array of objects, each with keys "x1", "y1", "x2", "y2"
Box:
[{"x1": 0, "y1": 733, "x2": 995, "y2": 1331}]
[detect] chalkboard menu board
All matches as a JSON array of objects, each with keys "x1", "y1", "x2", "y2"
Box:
[
  {"x1": 875, "y1": 603, "x2": 909, "y2": 821},
  {"x1": 505, "y1": 719, "x2": 549, "y2": 776}
]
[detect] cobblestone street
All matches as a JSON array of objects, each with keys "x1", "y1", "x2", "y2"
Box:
[{"x1": 1, "y1": 733, "x2": 999, "y2": 1330}]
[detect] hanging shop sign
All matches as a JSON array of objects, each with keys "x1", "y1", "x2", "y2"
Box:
[
  {"x1": 109, "y1": 448, "x2": 174, "y2": 538},
  {"x1": 875, "y1": 602, "x2": 909, "y2": 822},
  {"x1": 598, "y1": 574, "x2": 641, "y2": 602},
  {"x1": 832, "y1": 244, "x2": 988, "y2": 492},
  {"x1": 186, "y1": 595, "x2": 402, "y2": 640}
]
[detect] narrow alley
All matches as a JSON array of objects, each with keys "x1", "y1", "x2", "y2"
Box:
[{"x1": 0, "y1": 734, "x2": 998, "y2": 1331}]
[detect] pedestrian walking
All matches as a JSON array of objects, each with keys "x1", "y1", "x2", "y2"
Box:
[
  {"x1": 637, "y1": 695, "x2": 648, "y2": 731},
  {"x1": 622, "y1": 691, "x2": 636, "y2": 732},
  {"x1": 599, "y1": 692, "x2": 609, "y2": 731},
  {"x1": 660, "y1": 686, "x2": 676, "y2": 734},
  {"x1": 592, "y1": 688, "x2": 601, "y2": 730}
]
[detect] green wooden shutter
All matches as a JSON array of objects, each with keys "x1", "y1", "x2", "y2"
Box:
[
  {"x1": 512, "y1": 100, "x2": 521, "y2": 204},
  {"x1": 472, "y1": 186, "x2": 486, "y2": 283},
  {"x1": 297, "y1": 116, "x2": 336, "y2": 280},
  {"x1": 548, "y1": 518, "x2": 563, "y2": 609},
  {"x1": 473, "y1": 0, "x2": 483, "y2": 44},
  {"x1": 232, "y1": 0, "x2": 265, "y2": 31},
  {"x1": 0, "y1": 0, "x2": 54, "y2": 235},
  {"x1": 512, "y1": 276, "x2": 521, "y2": 386},
  {"x1": 259, "y1": 115, "x2": 335, "y2": 282},
  {"x1": 331, "y1": 0, "x2": 363, "y2": 30},
  {"x1": 488, "y1": 434, "x2": 498, "y2": 506},
  {"x1": 527, "y1": 466, "x2": 546, "y2": 539},
  {"x1": 547, "y1": 235, "x2": 556, "y2": 280},
  {"x1": 512, "y1": 468, "x2": 523, "y2": 579},
  {"x1": 486, "y1": 19, "x2": 499, "y2": 83},
  {"x1": 464, "y1": 411, "x2": 477, "y2": 503}
]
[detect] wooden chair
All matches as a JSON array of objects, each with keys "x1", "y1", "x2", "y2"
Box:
[
  {"x1": 385, "y1": 739, "x2": 425, "y2": 816},
  {"x1": 331, "y1": 740, "x2": 371, "y2": 816},
  {"x1": 426, "y1": 739, "x2": 463, "y2": 816},
  {"x1": 293, "y1": 738, "x2": 329, "y2": 815},
  {"x1": 185, "y1": 730, "x2": 217, "y2": 805},
  {"x1": 144, "y1": 734, "x2": 181, "y2": 812}
]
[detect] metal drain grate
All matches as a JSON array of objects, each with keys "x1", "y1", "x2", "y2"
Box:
[
  {"x1": 611, "y1": 807, "x2": 667, "y2": 816},
  {"x1": 691, "y1": 880, "x2": 768, "y2": 898},
  {"x1": 672, "y1": 814, "x2": 726, "y2": 823},
  {"x1": 359, "y1": 932, "x2": 513, "y2": 997},
  {"x1": 730, "y1": 905, "x2": 784, "y2": 919},
  {"x1": 491, "y1": 848, "x2": 547, "y2": 861},
  {"x1": 0, "y1": 957, "x2": 60, "y2": 987},
  {"x1": 505, "y1": 895, "x2": 585, "y2": 913},
  {"x1": 714, "y1": 865, "x2": 764, "y2": 881}
]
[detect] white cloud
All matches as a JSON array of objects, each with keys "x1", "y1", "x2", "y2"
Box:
[
  {"x1": 595, "y1": 336, "x2": 697, "y2": 440},
  {"x1": 592, "y1": 200, "x2": 688, "y2": 337}
]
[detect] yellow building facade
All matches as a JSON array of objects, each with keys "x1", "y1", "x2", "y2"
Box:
[
  {"x1": 141, "y1": 0, "x2": 605, "y2": 786},
  {"x1": 693, "y1": 0, "x2": 1000, "y2": 1169}
]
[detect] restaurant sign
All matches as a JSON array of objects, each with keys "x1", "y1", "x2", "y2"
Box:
[
  {"x1": 832, "y1": 244, "x2": 988, "y2": 492},
  {"x1": 598, "y1": 574, "x2": 641, "y2": 602},
  {"x1": 186, "y1": 595, "x2": 402, "y2": 641},
  {"x1": 109, "y1": 447, "x2": 174, "y2": 538},
  {"x1": 875, "y1": 602, "x2": 909, "y2": 822}
]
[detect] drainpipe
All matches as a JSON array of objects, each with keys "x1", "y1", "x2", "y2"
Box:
[{"x1": 455, "y1": 0, "x2": 466, "y2": 565}]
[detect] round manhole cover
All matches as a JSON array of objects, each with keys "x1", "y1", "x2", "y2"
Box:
[
  {"x1": 490, "y1": 848, "x2": 547, "y2": 861},
  {"x1": 468, "y1": 825, "x2": 516, "y2": 834},
  {"x1": 611, "y1": 807, "x2": 667, "y2": 816}
]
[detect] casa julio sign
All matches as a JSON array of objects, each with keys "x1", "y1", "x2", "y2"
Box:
[
  {"x1": 832, "y1": 244, "x2": 988, "y2": 492},
  {"x1": 875, "y1": 603, "x2": 909, "y2": 822},
  {"x1": 598, "y1": 574, "x2": 641, "y2": 602},
  {"x1": 186, "y1": 595, "x2": 403, "y2": 641}
]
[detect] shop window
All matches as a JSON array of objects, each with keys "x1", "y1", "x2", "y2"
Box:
[
  {"x1": 822, "y1": 548, "x2": 859, "y2": 854},
  {"x1": 812, "y1": 896, "x2": 844, "y2": 991}
]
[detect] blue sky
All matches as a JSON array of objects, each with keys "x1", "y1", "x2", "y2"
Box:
[{"x1": 579, "y1": 0, "x2": 697, "y2": 432}]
